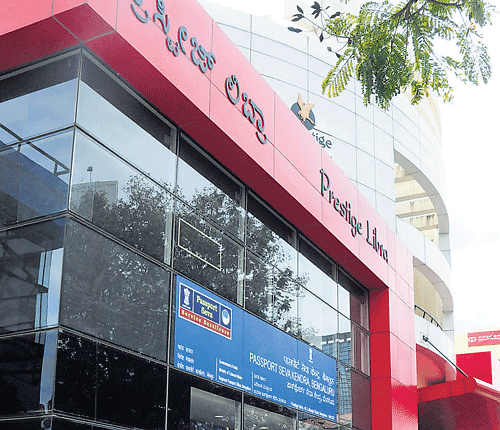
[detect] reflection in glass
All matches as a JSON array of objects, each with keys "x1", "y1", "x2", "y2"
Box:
[
  {"x1": 298, "y1": 412, "x2": 336, "y2": 430},
  {"x1": 70, "y1": 131, "x2": 173, "y2": 263},
  {"x1": 174, "y1": 203, "x2": 243, "y2": 305},
  {"x1": 337, "y1": 363, "x2": 352, "y2": 425},
  {"x1": 298, "y1": 289, "x2": 337, "y2": 353},
  {"x1": 0, "y1": 219, "x2": 65, "y2": 333},
  {"x1": 0, "y1": 131, "x2": 73, "y2": 227},
  {"x1": 244, "y1": 402, "x2": 294, "y2": 430},
  {"x1": 298, "y1": 251, "x2": 336, "y2": 309},
  {"x1": 0, "y1": 54, "x2": 78, "y2": 145},
  {"x1": 168, "y1": 370, "x2": 242, "y2": 430},
  {"x1": 190, "y1": 388, "x2": 241, "y2": 430},
  {"x1": 177, "y1": 138, "x2": 244, "y2": 240},
  {"x1": 244, "y1": 256, "x2": 274, "y2": 322},
  {"x1": 353, "y1": 325, "x2": 370, "y2": 375},
  {"x1": 78, "y1": 55, "x2": 176, "y2": 189},
  {"x1": 55, "y1": 332, "x2": 97, "y2": 418},
  {"x1": 247, "y1": 196, "x2": 297, "y2": 276},
  {"x1": 0, "y1": 418, "x2": 54, "y2": 430},
  {"x1": 338, "y1": 315, "x2": 352, "y2": 367},
  {"x1": 60, "y1": 220, "x2": 170, "y2": 360},
  {"x1": 96, "y1": 344, "x2": 167, "y2": 429},
  {"x1": 0, "y1": 331, "x2": 57, "y2": 416}
]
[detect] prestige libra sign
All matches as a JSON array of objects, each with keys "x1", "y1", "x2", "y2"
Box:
[{"x1": 320, "y1": 169, "x2": 389, "y2": 263}]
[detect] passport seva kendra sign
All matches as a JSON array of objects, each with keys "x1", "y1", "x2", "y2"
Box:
[{"x1": 174, "y1": 276, "x2": 338, "y2": 420}]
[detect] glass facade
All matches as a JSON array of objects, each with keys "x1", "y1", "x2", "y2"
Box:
[{"x1": 0, "y1": 50, "x2": 370, "y2": 430}]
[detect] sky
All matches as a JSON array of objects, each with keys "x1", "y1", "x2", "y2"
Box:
[
  {"x1": 205, "y1": 0, "x2": 500, "y2": 335},
  {"x1": 440, "y1": 20, "x2": 500, "y2": 335}
]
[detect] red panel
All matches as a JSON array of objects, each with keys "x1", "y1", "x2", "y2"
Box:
[
  {"x1": 274, "y1": 97, "x2": 321, "y2": 187},
  {"x1": 0, "y1": 18, "x2": 78, "y2": 73},
  {"x1": 357, "y1": 194, "x2": 389, "y2": 286},
  {"x1": 273, "y1": 150, "x2": 322, "y2": 226},
  {"x1": 53, "y1": 0, "x2": 118, "y2": 29},
  {"x1": 398, "y1": 340, "x2": 417, "y2": 387},
  {"x1": 211, "y1": 23, "x2": 275, "y2": 145},
  {"x1": 205, "y1": 85, "x2": 275, "y2": 186},
  {"x1": 53, "y1": 3, "x2": 116, "y2": 40},
  {"x1": 370, "y1": 332, "x2": 392, "y2": 379},
  {"x1": 112, "y1": 0, "x2": 212, "y2": 123},
  {"x1": 0, "y1": 0, "x2": 52, "y2": 36},
  {"x1": 393, "y1": 382, "x2": 418, "y2": 428},
  {"x1": 369, "y1": 288, "x2": 390, "y2": 334}
]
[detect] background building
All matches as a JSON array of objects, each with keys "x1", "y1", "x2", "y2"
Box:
[{"x1": 0, "y1": 1, "x2": 499, "y2": 429}]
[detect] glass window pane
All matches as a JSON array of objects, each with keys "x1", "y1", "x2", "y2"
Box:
[
  {"x1": 174, "y1": 203, "x2": 243, "y2": 305},
  {"x1": 0, "y1": 130, "x2": 73, "y2": 227},
  {"x1": 190, "y1": 387, "x2": 242, "y2": 430},
  {"x1": 353, "y1": 325, "x2": 370, "y2": 376},
  {"x1": 77, "y1": 55, "x2": 176, "y2": 189},
  {"x1": 338, "y1": 314, "x2": 352, "y2": 367},
  {"x1": 167, "y1": 369, "x2": 242, "y2": 430},
  {"x1": 244, "y1": 401, "x2": 295, "y2": 430},
  {"x1": 0, "y1": 219, "x2": 65, "y2": 333},
  {"x1": 273, "y1": 271, "x2": 299, "y2": 336},
  {"x1": 298, "y1": 252, "x2": 336, "y2": 308},
  {"x1": 60, "y1": 220, "x2": 170, "y2": 360},
  {"x1": 96, "y1": 344, "x2": 167, "y2": 429},
  {"x1": 54, "y1": 332, "x2": 97, "y2": 418},
  {"x1": 245, "y1": 255, "x2": 274, "y2": 322},
  {"x1": 337, "y1": 363, "x2": 352, "y2": 425},
  {"x1": 0, "y1": 418, "x2": 53, "y2": 430},
  {"x1": 298, "y1": 289, "x2": 338, "y2": 354},
  {"x1": 337, "y1": 284, "x2": 350, "y2": 319},
  {"x1": 247, "y1": 196, "x2": 297, "y2": 275},
  {"x1": 70, "y1": 131, "x2": 173, "y2": 263},
  {"x1": 0, "y1": 331, "x2": 57, "y2": 416},
  {"x1": 298, "y1": 412, "x2": 337, "y2": 430},
  {"x1": 0, "y1": 54, "x2": 78, "y2": 144},
  {"x1": 177, "y1": 138, "x2": 244, "y2": 240}
]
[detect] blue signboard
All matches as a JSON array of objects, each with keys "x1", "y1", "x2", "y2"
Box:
[{"x1": 174, "y1": 276, "x2": 337, "y2": 420}]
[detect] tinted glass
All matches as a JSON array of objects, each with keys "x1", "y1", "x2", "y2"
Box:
[
  {"x1": 298, "y1": 412, "x2": 336, "y2": 430},
  {"x1": 174, "y1": 203, "x2": 243, "y2": 304},
  {"x1": 0, "y1": 418, "x2": 53, "y2": 430},
  {"x1": 0, "y1": 130, "x2": 73, "y2": 227},
  {"x1": 337, "y1": 363, "x2": 352, "y2": 425},
  {"x1": 96, "y1": 344, "x2": 167, "y2": 429},
  {"x1": 177, "y1": 138, "x2": 244, "y2": 240},
  {"x1": 61, "y1": 220, "x2": 170, "y2": 360},
  {"x1": 298, "y1": 251, "x2": 336, "y2": 308},
  {"x1": 244, "y1": 255, "x2": 274, "y2": 322},
  {"x1": 0, "y1": 219, "x2": 65, "y2": 333},
  {"x1": 168, "y1": 370, "x2": 242, "y2": 430},
  {"x1": 0, "y1": 331, "x2": 57, "y2": 416},
  {"x1": 247, "y1": 196, "x2": 297, "y2": 275},
  {"x1": 70, "y1": 131, "x2": 173, "y2": 263},
  {"x1": 244, "y1": 402, "x2": 294, "y2": 430},
  {"x1": 353, "y1": 325, "x2": 370, "y2": 375},
  {"x1": 77, "y1": 55, "x2": 176, "y2": 189},
  {"x1": 55, "y1": 332, "x2": 97, "y2": 418},
  {"x1": 0, "y1": 54, "x2": 78, "y2": 144},
  {"x1": 297, "y1": 289, "x2": 337, "y2": 353},
  {"x1": 338, "y1": 314, "x2": 352, "y2": 366},
  {"x1": 351, "y1": 372, "x2": 371, "y2": 430},
  {"x1": 52, "y1": 418, "x2": 93, "y2": 429}
]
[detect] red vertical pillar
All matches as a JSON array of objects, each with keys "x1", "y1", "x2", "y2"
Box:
[{"x1": 369, "y1": 240, "x2": 418, "y2": 429}]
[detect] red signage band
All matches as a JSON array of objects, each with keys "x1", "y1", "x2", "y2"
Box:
[
  {"x1": 179, "y1": 307, "x2": 231, "y2": 339},
  {"x1": 468, "y1": 330, "x2": 500, "y2": 347}
]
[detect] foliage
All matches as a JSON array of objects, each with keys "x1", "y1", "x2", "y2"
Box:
[{"x1": 289, "y1": 0, "x2": 495, "y2": 109}]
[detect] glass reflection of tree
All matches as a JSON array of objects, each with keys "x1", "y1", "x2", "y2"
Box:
[
  {"x1": 72, "y1": 175, "x2": 171, "y2": 262},
  {"x1": 62, "y1": 213, "x2": 169, "y2": 360}
]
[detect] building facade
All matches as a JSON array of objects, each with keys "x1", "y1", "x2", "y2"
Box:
[{"x1": 1, "y1": 1, "x2": 499, "y2": 429}]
